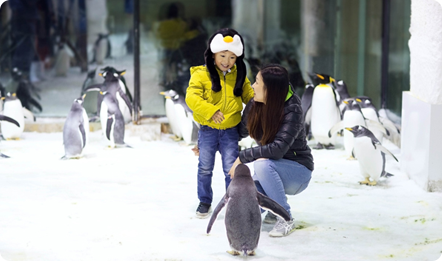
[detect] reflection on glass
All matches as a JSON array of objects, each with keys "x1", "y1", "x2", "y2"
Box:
[{"x1": 0, "y1": 0, "x2": 410, "y2": 119}]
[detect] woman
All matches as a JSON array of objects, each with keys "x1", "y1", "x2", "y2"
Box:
[{"x1": 229, "y1": 64, "x2": 314, "y2": 237}]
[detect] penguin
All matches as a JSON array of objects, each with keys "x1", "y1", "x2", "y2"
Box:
[
  {"x1": 80, "y1": 67, "x2": 99, "y2": 116},
  {"x1": 0, "y1": 114, "x2": 20, "y2": 158},
  {"x1": 82, "y1": 67, "x2": 133, "y2": 123},
  {"x1": 328, "y1": 98, "x2": 366, "y2": 159},
  {"x1": 99, "y1": 90, "x2": 128, "y2": 148},
  {"x1": 1, "y1": 93, "x2": 25, "y2": 140},
  {"x1": 62, "y1": 95, "x2": 89, "y2": 159},
  {"x1": 54, "y1": 43, "x2": 71, "y2": 77},
  {"x1": 90, "y1": 33, "x2": 112, "y2": 65},
  {"x1": 354, "y1": 96, "x2": 390, "y2": 143},
  {"x1": 335, "y1": 80, "x2": 351, "y2": 113},
  {"x1": 160, "y1": 89, "x2": 199, "y2": 143},
  {"x1": 345, "y1": 125, "x2": 398, "y2": 186},
  {"x1": 304, "y1": 73, "x2": 341, "y2": 149},
  {"x1": 378, "y1": 109, "x2": 401, "y2": 148},
  {"x1": 301, "y1": 83, "x2": 314, "y2": 140},
  {"x1": 207, "y1": 164, "x2": 291, "y2": 256},
  {"x1": 11, "y1": 68, "x2": 42, "y2": 113}
]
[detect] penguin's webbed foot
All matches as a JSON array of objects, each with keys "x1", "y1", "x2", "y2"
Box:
[
  {"x1": 359, "y1": 177, "x2": 370, "y2": 185},
  {"x1": 346, "y1": 155, "x2": 356, "y2": 160},
  {"x1": 368, "y1": 180, "x2": 377, "y2": 186},
  {"x1": 247, "y1": 250, "x2": 256, "y2": 256},
  {"x1": 324, "y1": 143, "x2": 335, "y2": 150},
  {"x1": 226, "y1": 250, "x2": 240, "y2": 256},
  {"x1": 313, "y1": 143, "x2": 324, "y2": 150},
  {"x1": 171, "y1": 135, "x2": 183, "y2": 141}
]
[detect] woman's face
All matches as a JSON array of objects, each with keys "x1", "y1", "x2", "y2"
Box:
[
  {"x1": 252, "y1": 72, "x2": 266, "y2": 103},
  {"x1": 213, "y1": 50, "x2": 237, "y2": 72}
]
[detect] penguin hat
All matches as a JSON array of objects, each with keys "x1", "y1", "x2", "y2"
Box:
[{"x1": 204, "y1": 28, "x2": 246, "y2": 97}]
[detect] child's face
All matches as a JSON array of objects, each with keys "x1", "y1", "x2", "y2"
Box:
[
  {"x1": 252, "y1": 72, "x2": 266, "y2": 103},
  {"x1": 212, "y1": 50, "x2": 237, "y2": 72}
]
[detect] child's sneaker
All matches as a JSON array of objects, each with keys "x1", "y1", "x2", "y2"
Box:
[
  {"x1": 269, "y1": 217, "x2": 296, "y2": 237},
  {"x1": 196, "y1": 202, "x2": 211, "y2": 218},
  {"x1": 263, "y1": 212, "x2": 277, "y2": 224}
]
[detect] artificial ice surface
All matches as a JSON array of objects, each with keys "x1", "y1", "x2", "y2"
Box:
[{"x1": 1, "y1": 129, "x2": 442, "y2": 261}]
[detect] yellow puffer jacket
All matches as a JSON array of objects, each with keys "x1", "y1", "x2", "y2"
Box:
[{"x1": 186, "y1": 65, "x2": 254, "y2": 129}]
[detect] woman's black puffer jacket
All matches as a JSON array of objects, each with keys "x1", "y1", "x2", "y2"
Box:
[{"x1": 238, "y1": 91, "x2": 314, "y2": 171}]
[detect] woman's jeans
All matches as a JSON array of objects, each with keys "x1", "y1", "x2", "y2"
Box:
[
  {"x1": 253, "y1": 158, "x2": 312, "y2": 217},
  {"x1": 197, "y1": 125, "x2": 239, "y2": 205}
]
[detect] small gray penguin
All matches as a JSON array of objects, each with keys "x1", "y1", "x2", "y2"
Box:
[
  {"x1": 206, "y1": 164, "x2": 290, "y2": 256},
  {"x1": 62, "y1": 95, "x2": 89, "y2": 159},
  {"x1": 100, "y1": 91, "x2": 127, "y2": 148}
]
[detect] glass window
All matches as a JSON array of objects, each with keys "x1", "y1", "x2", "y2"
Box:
[{"x1": 0, "y1": 0, "x2": 410, "y2": 120}]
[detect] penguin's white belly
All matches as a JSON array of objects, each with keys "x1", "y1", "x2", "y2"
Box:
[
  {"x1": 2, "y1": 101, "x2": 25, "y2": 139},
  {"x1": 175, "y1": 104, "x2": 193, "y2": 144},
  {"x1": 95, "y1": 39, "x2": 108, "y2": 65},
  {"x1": 100, "y1": 101, "x2": 114, "y2": 147},
  {"x1": 55, "y1": 49, "x2": 70, "y2": 76},
  {"x1": 165, "y1": 99, "x2": 181, "y2": 138},
  {"x1": 311, "y1": 87, "x2": 340, "y2": 144},
  {"x1": 343, "y1": 111, "x2": 366, "y2": 156},
  {"x1": 116, "y1": 92, "x2": 131, "y2": 123},
  {"x1": 353, "y1": 137, "x2": 383, "y2": 181}
]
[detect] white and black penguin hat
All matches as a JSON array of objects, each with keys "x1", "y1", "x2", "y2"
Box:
[{"x1": 204, "y1": 28, "x2": 246, "y2": 97}]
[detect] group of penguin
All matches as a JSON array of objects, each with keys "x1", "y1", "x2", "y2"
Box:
[
  {"x1": 62, "y1": 66, "x2": 133, "y2": 159},
  {"x1": 302, "y1": 73, "x2": 401, "y2": 186}
]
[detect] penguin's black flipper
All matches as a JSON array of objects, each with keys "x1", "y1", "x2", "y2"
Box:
[
  {"x1": 381, "y1": 171, "x2": 394, "y2": 178},
  {"x1": 257, "y1": 192, "x2": 291, "y2": 222},
  {"x1": 118, "y1": 89, "x2": 133, "y2": 116},
  {"x1": 28, "y1": 97, "x2": 43, "y2": 112},
  {"x1": 79, "y1": 122, "x2": 86, "y2": 148},
  {"x1": 0, "y1": 114, "x2": 20, "y2": 127},
  {"x1": 82, "y1": 83, "x2": 103, "y2": 95},
  {"x1": 120, "y1": 76, "x2": 133, "y2": 103},
  {"x1": 207, "y1": 194, "x2": 228, "y2": 234},
  {"x1": 81, "y1": 67, "x2": 97, "y2": 92},
  {"x1": 106, "y1": 115, "x2": 114, "y2": 140},
  {"x1": 376, "y1": 145, "x2": 399, "y2": 162}
]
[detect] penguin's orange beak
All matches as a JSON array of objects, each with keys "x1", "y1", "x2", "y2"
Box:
[{"x1": 345, "y1": 127, "x2": 353, "y2": 131}]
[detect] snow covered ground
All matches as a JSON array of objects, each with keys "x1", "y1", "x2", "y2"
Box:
[{"x1": 1, "y1": 128, "x2": 442, "y2": 261}]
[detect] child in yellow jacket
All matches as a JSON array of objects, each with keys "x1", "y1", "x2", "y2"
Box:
[{"x1": 186, "y1": 28, "x2": 254, "y2": 218}]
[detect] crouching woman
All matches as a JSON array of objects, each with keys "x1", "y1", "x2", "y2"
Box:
[{"x1": 229, "y1": 64, "x2": 314, "y2": 237}]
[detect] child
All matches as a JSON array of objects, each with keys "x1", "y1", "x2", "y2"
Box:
[{"x1": 185, "y1": 28, "x2": 254, "y2": 218}]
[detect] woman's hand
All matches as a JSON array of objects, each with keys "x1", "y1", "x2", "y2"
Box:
[
  {"x1": 228, "y1": 157, "x2": 242, "y2": 178},
  {"x1": 212, "y1": 110, "x2": 225, "y2": 124}
]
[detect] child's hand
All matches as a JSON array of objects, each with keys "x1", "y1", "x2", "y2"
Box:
[
  {"x1": 212, "y1": 110, "x2": 225, "y2": 124},
  {"x1": 228, "y1": 157, "x2": 242, "y2": 178}
]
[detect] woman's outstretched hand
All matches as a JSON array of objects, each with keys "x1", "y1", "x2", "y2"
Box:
[{"x1": 228, "y1": 157, "x2": 242, "y2": 178}]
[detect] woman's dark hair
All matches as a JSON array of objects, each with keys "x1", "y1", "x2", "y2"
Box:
[
  {"x1": 247, "y1": 64, "x2": 289, "y2": 145},
  {"x1": 204, "y1": 28, "x2": 246, "y2": 96}
]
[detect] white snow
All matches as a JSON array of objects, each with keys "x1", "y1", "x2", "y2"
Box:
[{"x1": 1, "y1": 130, "x2": 442, "y2": 261}]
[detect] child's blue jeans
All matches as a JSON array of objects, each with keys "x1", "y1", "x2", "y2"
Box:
[
  {"x1": 253, "y1": 158, "x2": 312, "y2": 217},
  {"x1": 197, "y1": 125, "x2": 239, "y2": 205}
]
